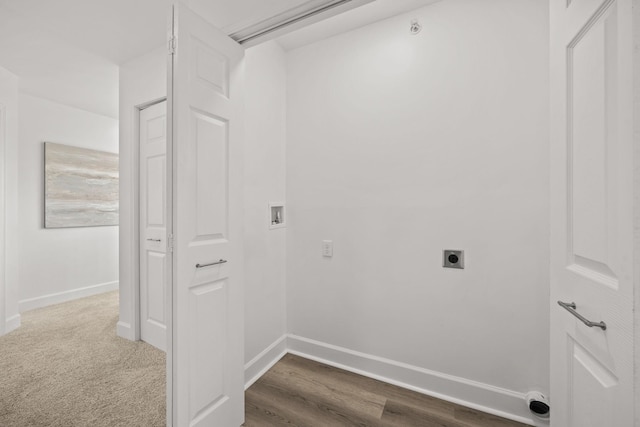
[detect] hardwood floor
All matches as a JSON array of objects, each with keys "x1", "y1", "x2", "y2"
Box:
[{"x1": 244, "y1": 354, "x2": 529, "y2": 427}]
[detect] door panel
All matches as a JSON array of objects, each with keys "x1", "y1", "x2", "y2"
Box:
[
  {"x1": 568, "y1": 340, "x2": 616, "y2": 427},
  {"x1": 189, "y1": 278, "x2": 228, "y2": 422},
  {"x1": 147, "y1": 252, "x2": 167, "y2": 324},
  {"x1": 550, "y1": 0, "x2": 634, "y2": 425},
  {"x1": 147, "y1": 155, "x2": 166, "y2": 226},
  {"x1": 568, "y1": 0, "x2": 618, "y2": 284},
  {"x1": 140, "y1": 101, "x2": 168, "y2": 352},
  {"x1": 194, "y1": 113, "x2": 228, "y2": 238},
  {"x1": 169, "y1": 3, "x2": 245, "y2": 426}
]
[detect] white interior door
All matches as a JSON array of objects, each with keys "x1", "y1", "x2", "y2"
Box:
[
  {"x1": 140, "y1": 101, "x2": 168, "y2": 352},
  {"x1": 549, "y1": 0, "x2": 634, "y2": 426},
  {"x1": 168, "y1": 2, "x2": 245, "y2": 426}
]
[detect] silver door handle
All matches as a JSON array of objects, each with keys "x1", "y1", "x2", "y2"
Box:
[
  {"x1": 146, "y1": 238, "x2": 162, "y2": 242},
  {"x1": 196, "y1": 259, "x2": 227, "y2": 269},
  {"x1": 557, "y1": 301, "x2": 607, "y2": 330}
]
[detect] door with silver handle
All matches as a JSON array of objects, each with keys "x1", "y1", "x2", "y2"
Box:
[{"x1": 557, "y1": 301, "x2": 606, "y2": 331}]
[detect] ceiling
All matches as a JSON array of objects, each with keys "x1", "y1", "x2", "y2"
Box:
[
  {"x1": 0, "y1": 0, "x2": 440, "y2": 119},
  {"x1": 277, "y1": 0, "x2": 441, "y2": 51}
]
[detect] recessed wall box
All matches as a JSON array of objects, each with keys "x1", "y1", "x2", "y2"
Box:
[
  {"x1": 269, "y1": 203, "x2": 285, "y2": 229},
  {"x1": 322, "y1": 240, "x2": 333, "y2": 257},
  {"x1": 443, "y1": 250, "x2": 464, "y2": 269}
]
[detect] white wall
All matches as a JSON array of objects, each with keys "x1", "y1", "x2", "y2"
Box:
[
  {"x1": 116, "y1": 40, "x2": 290, "y2": 384},
  {"x1": 243, "y1": 41, "x2": 288, "y2": 383},
  {"x1": 0, "y1": 65, "x2": 19, "y2": 334},
  {"x1": 118, "y1": 46, "x2": 166, "y2": 340},
  {"x1": 285, "y1": 0, "x2": 549, "y2": 421},
  {"x1": 634, "y1": 2, "x2": 640, "y2": 424},
  {"x1": 17, "y1": 94, "x2": 119, "y2": 311}
]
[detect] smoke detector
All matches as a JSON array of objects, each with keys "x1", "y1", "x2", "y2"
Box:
[{"x1": 410, "y1": 19, "x2": 422, "y2": 35}]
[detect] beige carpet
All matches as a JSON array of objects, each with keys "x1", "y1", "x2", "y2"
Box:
[{"x1": 0, "y1": 291, "x2": 166, "y2": 427}]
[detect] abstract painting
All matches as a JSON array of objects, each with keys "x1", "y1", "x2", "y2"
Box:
[{"x1": 44, "y1": 142, "x2": 119, "y2": 228}]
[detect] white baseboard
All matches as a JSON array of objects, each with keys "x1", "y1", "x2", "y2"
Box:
[
  {"x1": 18, "y1": 281, "x2": 119, "y2": 313},
  {"x1": 287, "y1": 334, "x2": 535, "y2": 426},
  {"x1": 117, "y1": 321, "x2": 135, "y2": 341},
  {"x1": 244, "y1": 335, "x2": 288, "y2": 390},
  {"x1": 5, "y1": 313, "x2": 20, "y2": 334}
]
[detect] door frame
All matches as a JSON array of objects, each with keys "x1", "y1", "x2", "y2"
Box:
[
  {"x1": 123, "y1": 96, "x2": 167, "y2": 343},
  {"x1": 120, "y1": 94, "x2": 173, "y2": 424},
  {"x1": 136, "y1": 97, "x2": 169, "y2": 350},
  {"x1": 0, "y1": 104, "x2": 6, "y2": 335}
]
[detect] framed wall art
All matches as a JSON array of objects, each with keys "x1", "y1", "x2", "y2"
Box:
[{"x1": 44, "y1": 142, "x2": 119, "y2": 228}]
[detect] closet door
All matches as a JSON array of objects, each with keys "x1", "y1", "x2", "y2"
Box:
[
  {"x1": 549, "y1": 0, "x2": 634, "y2": 425},
  {"x1": 168, "y1": 2, "x2": 245, "y2": 425},
  {"x1": 139, "y1": 100, "x2": 168, "y2": 352}
]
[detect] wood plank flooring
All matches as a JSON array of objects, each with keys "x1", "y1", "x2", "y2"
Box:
[{"x1": 244, "y1": 354, "x2": 529, "y2": 427}]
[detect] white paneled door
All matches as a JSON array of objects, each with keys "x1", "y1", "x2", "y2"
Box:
[
  {"x1": 550, "y1": 0, "x2": 634, "y2": 426},
  {"x1": 140, "y1": 101, "x2": 168, "y2": 352},
  {"x1": 168, "y1": 2, "x2": 245, "y2": 426}
]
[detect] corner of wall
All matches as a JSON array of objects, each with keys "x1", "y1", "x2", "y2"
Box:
[
  {"x1": 5, "y1": 313, "x2": 20, "y2": 334},
  {"x1": 117, "y1": 320, "x2": 134, "y2": 341},
  {"x1": 243, "y1": 39, "x2": 289, "y2": 366},
  {"x1": 286, "y1": 335, "x2": 536, "y2": 426},
  {"x1": 244, "y1": 334, "x2": 288, "y2": 390},
  {"x1": 242, "y1": 334, "x2": 536, "y2": 425},
  {"x1": 0, "y1": 66, "x2": 19, "y2": 337}
]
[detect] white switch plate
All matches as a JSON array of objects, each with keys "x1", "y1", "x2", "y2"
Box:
[{"x1": 322, "y1": 240, "x2": 333, "y2": 257}]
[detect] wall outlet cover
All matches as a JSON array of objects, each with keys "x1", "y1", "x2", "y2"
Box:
[{"x1": 443, "y1": 250, "x2": 464, "y2": 269}]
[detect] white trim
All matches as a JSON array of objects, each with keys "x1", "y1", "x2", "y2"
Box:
[
  {"x1": 286, "y1": 334, "x2": 535, "y2": 426},
  {"x1": 633, "y1": 2, "x2": 640, "y2": 425},
  {"x1": 117, "y1": 320, "x2": 134, "y2": 340},
  {"x1": 5, "y1": 313, "x2": 20, "y2": 333},
  {"x1": 244, "y1": 335, "x2": 288, "y2": 390},
  {"x1": 18, "y1": 281, "x2": 119, "y2": 313},
  {"x1": 127, "y1": 102, "x2": 142, "y2": 342},
  {"x1": 0, "y1": 104, "x2": 6, "y2": 335}
]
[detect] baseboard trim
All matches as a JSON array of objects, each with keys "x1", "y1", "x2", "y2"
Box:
[
  {"x1": 117, "y1": 321, "x2": 135, "y2": 341},
  {"x1": 5, "y1": 313, "x2": 20, "y2": 334},
  {"x1": 18, "y1": 281, "x2": 119, "y2": 313},
  {"x1": 244, "y1": 335, "x2": 288, "y2": 390},
  {"x1": 287, "y1": 334, "x2": 535, "y2": 426}
]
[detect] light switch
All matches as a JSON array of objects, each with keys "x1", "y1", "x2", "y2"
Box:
[{"x1": 322, "y1": 240, "x2": 333, "y2": 257}]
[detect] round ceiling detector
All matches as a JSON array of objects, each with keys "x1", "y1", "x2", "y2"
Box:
[{"x1": 410, "y1": 19, "x2": 422, "y2": 35}]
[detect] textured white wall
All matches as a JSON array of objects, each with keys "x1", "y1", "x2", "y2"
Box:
[
  {"x1": 17, "y1": 94, "x2": 119, "y2": 308},
  {"x1": 634, "y1": 1, "x2": 640, "y2": 424},
  {"x1": 0, "y1": 66, "x2": 19, "y2": 334},
  {"x1": 286, "y1": 0, "x2": 549, "y2": 398},
  {"x1": 118, "y1": 46, "x2": 166, "y2": 340},
  {"x1": 243, "y1": 41, "x2": 288, "y2": 367}
]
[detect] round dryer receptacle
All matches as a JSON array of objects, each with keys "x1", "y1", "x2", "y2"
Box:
[{"x1": 525, "y1": 391, "x2": 550, "y2": 419}]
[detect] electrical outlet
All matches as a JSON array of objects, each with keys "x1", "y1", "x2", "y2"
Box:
[
  {"x1": 443, "y1": 250, "x2": 464, "y2": 269},
  {"x1": 322, "y1": 240, "x2": 333, "y2": 257}
]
